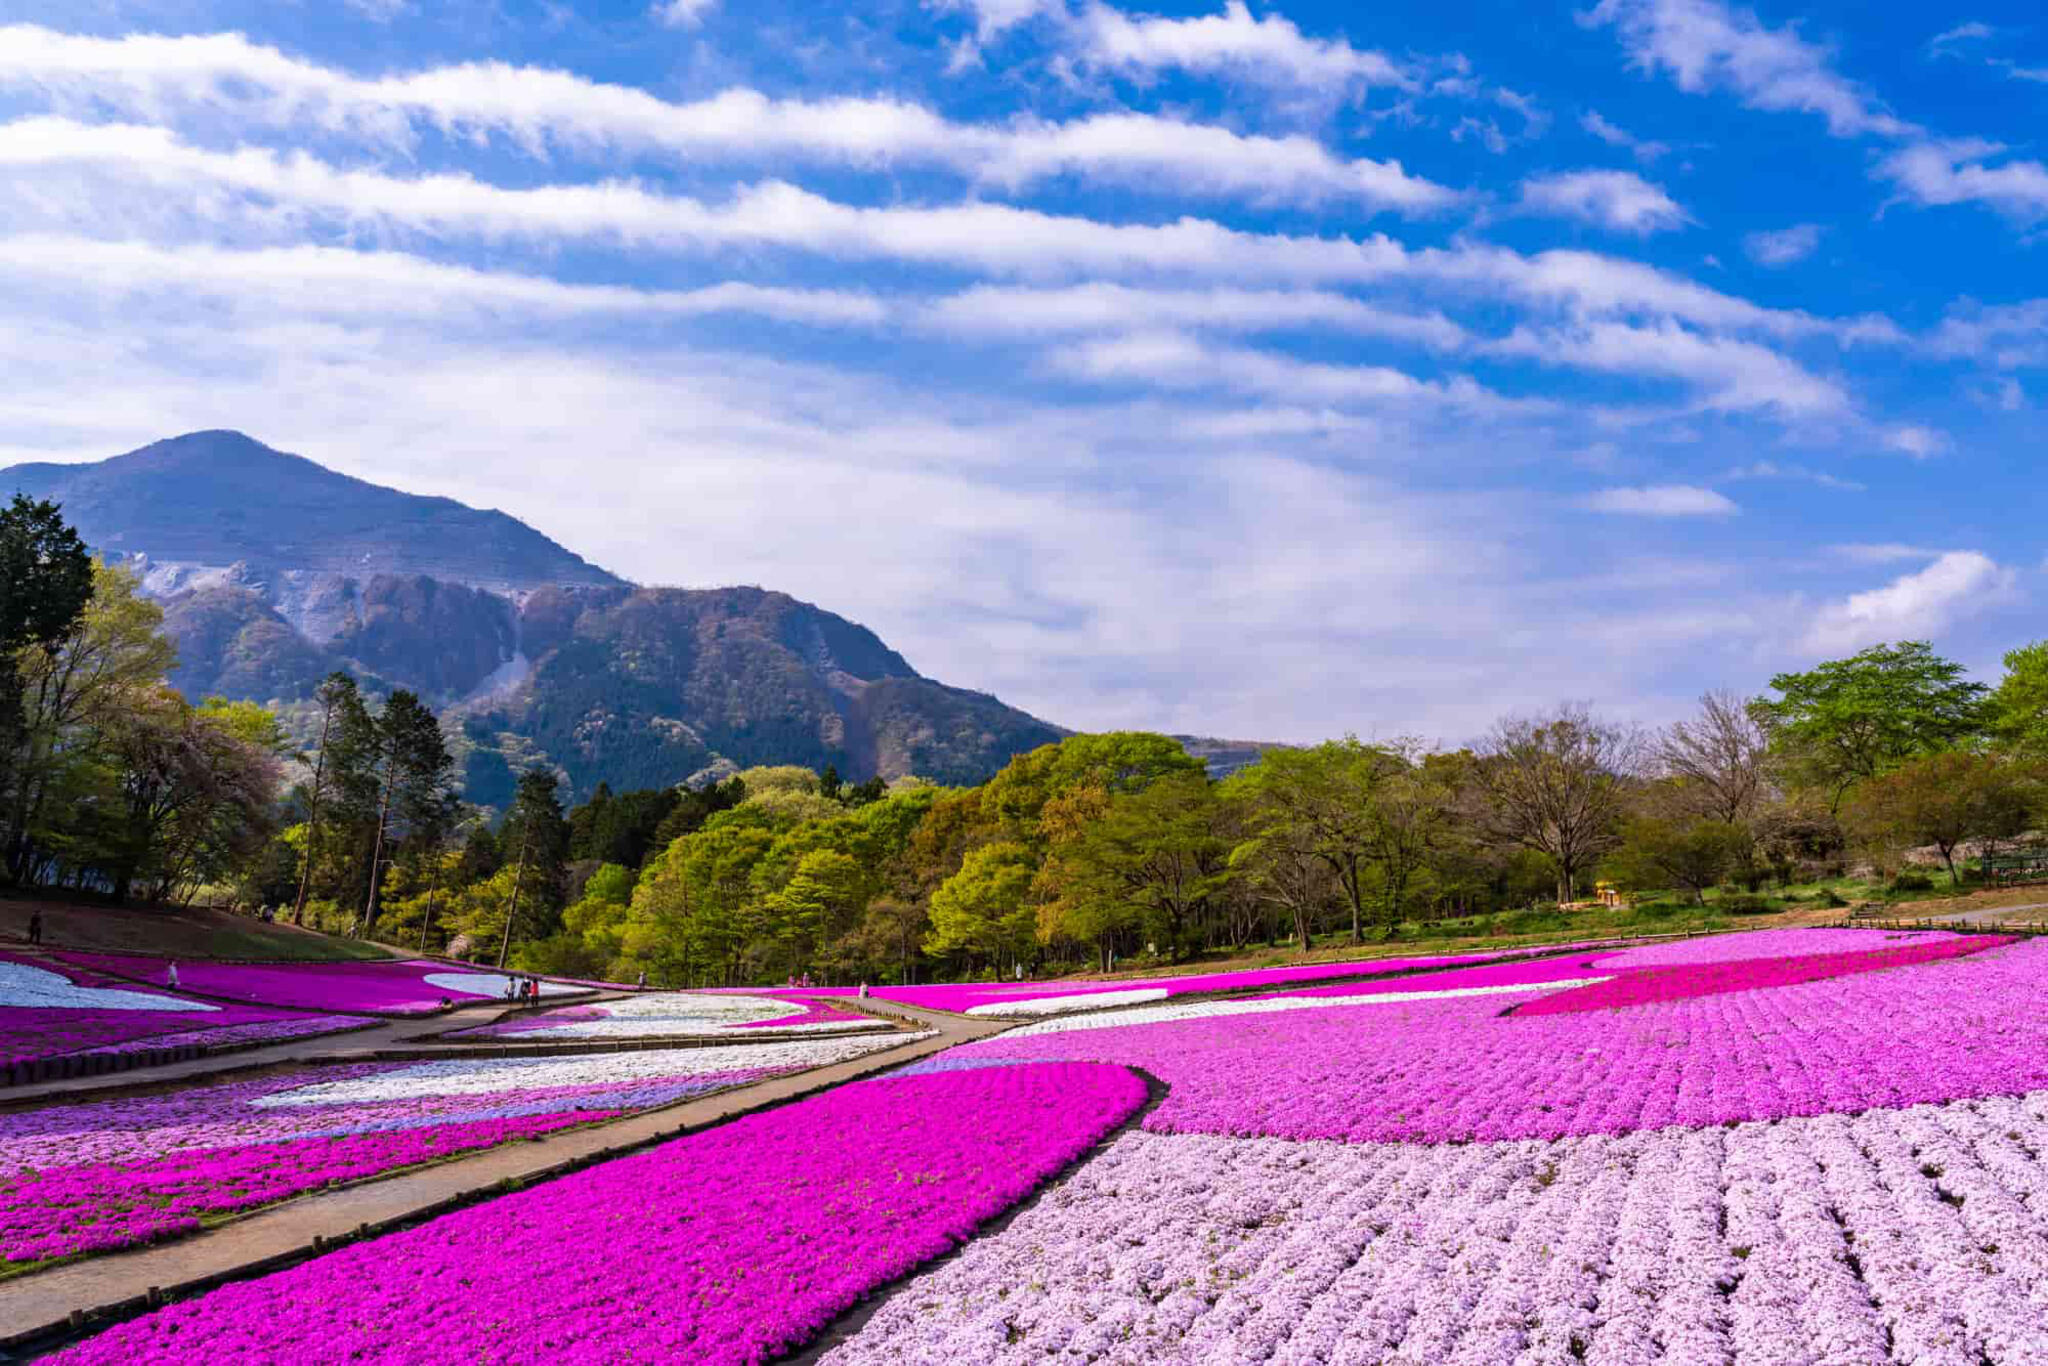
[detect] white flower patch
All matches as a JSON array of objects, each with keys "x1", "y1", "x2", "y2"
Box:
[
  {"x1": 253, "y1": 1031, "x2": 929, "y2": 1107},
  {"x1": 998, "y1": 978, "x2": 1610, "y2": 1038},
  {"x1": 827, "y1": 1090, "x2": 2048, "y2": 1365},
  {"x1": 423, "y1": 971, "x2": 582, "y2": 1001},
  {"x1": 507, "y1": 993, "x2": 884, "y2": 1038},
  {"x1": 965, "y1": 988, "x2": 1169, "y2": 1018},
  {"x1": 0, "y1": 961, "x2": 215, "y2": 1012}
]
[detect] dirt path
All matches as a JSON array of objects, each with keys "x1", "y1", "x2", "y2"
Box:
[
  {"x1": 0, "y1": 1001, "x2": 999, "y2": 1350},
  {"x1": 1924, "y1": 901, "x2": 2048, "y2": 927}
]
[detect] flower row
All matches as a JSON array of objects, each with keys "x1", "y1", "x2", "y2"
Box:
[
  {"x1": 53, "y1": 1062, "x2": 1149, "y2": 1364},
  {"x1": 1, "y1": 1032, "x2": 918, "y2": 1266},
  {"x1": 955, "y1": 936, "x2": 2048, "y2": 1141},
  {"x1": 0, "y1": 956, "x2": 365, "y2": 1068},
  {"x1": 454, "y1": 992, "x2": 885, "y2": 1040},
  {"x1": 825, "y1": 1087, "x2": 2048, "y2": 1365},
  {"x1": 51, "y1": 952, "x2": 581, "y2": 1016}
]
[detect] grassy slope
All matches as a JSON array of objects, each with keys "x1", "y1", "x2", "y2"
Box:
[{"x1": 0, "y1": 896, "x2": 402, "y2": 961}]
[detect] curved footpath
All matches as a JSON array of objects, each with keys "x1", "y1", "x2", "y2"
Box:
[{"x1": 0, "y1": 998, "x2": 1002, "y2": 1351}]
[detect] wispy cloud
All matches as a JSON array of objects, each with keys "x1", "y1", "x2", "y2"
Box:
[
  {"x1": 1518, "y1": 168, "x2": 1691, "y2": 234},
  {"x1": 1583, "y1": 484, "x2": 1739, "y2": 516},
  {"x1": 1744, "y1": 223, "x2": 1822, "y2": 267},
  {"x1": 1580, "y1": 109, "x2": 1670, "y2": 162},
  {"x1": 0, "y1": 26, "x2": 1457, "y2": 213},
  {"x1": 1071, "y1": 1, "x2": 1414, "y2": 96}
]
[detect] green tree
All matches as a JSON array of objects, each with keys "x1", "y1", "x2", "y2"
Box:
[
  {"x1": 0, "y1": 495, "x2": 94, "y2": 870},
  {"x1": 5, "y1": 561, "x2": 179, "y2": 885},
  {"x1": 1472, "y1": 704, "x2": 1641, "y2": 906},
  {"x1": 492, "y1": 768, "x2": 571, "y2": 965},
  {"x1": 1845, "y1": 751, "x2": 2039, "y2": 888},
  {"x1": 1754, "y1": 642, "x2": 1991, "y2": 813},
  {"x1": 1610, "y1": 816, "x2": 1749, "y2": 905},
  {"x1": 1229, "y1": 739, "x2": 1396, "y2": 943},
  {"x1": 925, "y1": 841, "x2": 1038, "y2": 971},
  {"x1": 1037, "y1": 773, "x2": 1231, "y2": 964},
  {"x1": 1990, "y1": 642, "x2": 2048, "y2": 763}
]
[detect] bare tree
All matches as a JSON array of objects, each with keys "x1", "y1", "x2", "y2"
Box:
[
  {"x1": 1473, "y1": 703, "x2": 1644, "y2": 905},
  {"x1": 1656, "y1": 689, "x2": 1773, "y2": 824}
]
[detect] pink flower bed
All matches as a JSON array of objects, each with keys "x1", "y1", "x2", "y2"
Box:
[
  {"x1": 0, "y1": 954, "x2": 363, "y2": 1068},
  {"x1": 954, "y1": 935, "x2": 2047, "y2": 1143},
  {"x1": 1521, "y1": 934, "x2": 2011, "y2": 1016},
  {"x1": 762, "y1": 941, "x2": 1634, "y2": 1016},
  {"x1": 0, "y1": 1034, "x2": 909, "y2": 1267},
  {"x1": 53, "y1": 1062, "x2": 1148, "y2": 1364},
  {"x1": 1591, "y1": 925, "x2": 1958, "y2": 970},
  {"x1": 52, "y1": 953, "x2": 577, "y2": 1016},
  {"x1": 729, "y1": 995, "x2": 873, "y2": 1029},
  {"x1": 1247, "y1": 952, "x2": 1620, "y2": 1000},
  {"x1": 3, "y1": 1112, "x2": 602, "y2": 1263}
]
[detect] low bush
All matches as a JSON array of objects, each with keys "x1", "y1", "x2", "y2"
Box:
[{"x1": 1891, "y1": 872, "x2": 1936, "y2": 893}]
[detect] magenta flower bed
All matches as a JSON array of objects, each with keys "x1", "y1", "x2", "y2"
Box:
[
  {"x1": 52, "y1": 953, "x2": 565, "y2": 1016},
  {"x1": 954, "y1": 936, "x2": 2046, "y2": 1143},
  {"x1": 454, "y1": 1004, "x2": 611, "y2": 1037},
  {"x1": 1592, "y1": 925, "x2": 1960, "y2": 970},
  {"x1": 760, "y1": 941, "x2": 1632, "y2": 1016},
  {"x1": 3, "y1": 1111, "x2": 605, "y2": 1263},
  {"x1": 0, "y1": 954, "x2": 362, "y2": 1067},
  {"x1": 729, "y1": 995, "x2": 872, "y2": 1028},
  {"x1": 54, "y1": 1061, "x2": 1148, "y2": 1365},
  {"x1": 1247, "y1": 952, "x2": 1621, "y2": 1000},
  {"x1": 1520, "y1": 934, "x2": 2012, "y2": 1016}
]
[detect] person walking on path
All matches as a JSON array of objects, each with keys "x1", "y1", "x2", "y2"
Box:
[
  {"x1": 636, "y1": 971, "x2": 646, "y2": 991},
  {"x1": 25, "y1": 909, "x2": 41, "y2": 945},
  {"x1": 165, "y1": 961, "x2": 181, "y2": 990}
]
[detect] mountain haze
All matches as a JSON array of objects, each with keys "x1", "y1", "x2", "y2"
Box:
[{"x1": 3, "y1": 431, "x2": 1064, "y2": 802}]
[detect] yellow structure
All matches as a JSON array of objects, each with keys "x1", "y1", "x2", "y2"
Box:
[{"x1": 1593, "y1": 881, "x2": 1626, "y2": 908}]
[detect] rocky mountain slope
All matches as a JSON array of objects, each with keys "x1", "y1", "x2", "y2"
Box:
[{"x1": 3, "y1": 432, "x2": 1064, "y2": 801}]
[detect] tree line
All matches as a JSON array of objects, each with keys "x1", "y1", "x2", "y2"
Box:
[{"x1": 7, "y1": 494, "x2": 2046, "y2": 982}]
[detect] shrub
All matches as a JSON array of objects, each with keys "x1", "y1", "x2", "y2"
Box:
[
  {"x1": 1718, "y1": 894, "x2": 1775, "y2": 916},
  {"x1": 1892, "y1": 872, "x2": 1935, "y2": 893}
]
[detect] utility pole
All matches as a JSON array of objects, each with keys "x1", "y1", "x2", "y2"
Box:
[{"x1": 496, "y1": 823, "x2": 533, "y2": 970}]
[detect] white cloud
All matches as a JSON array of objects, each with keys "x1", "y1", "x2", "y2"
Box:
[
  {"x1": 1744, "y1": 223, "x2": 1821, "y2": 267},
  {"x1": 0, "y1": 235, "x2": 890, "y2": 327},
  {"x1": 651, "y1": 0, "x2": 717, "y2": 27},
  {"x1": 1582, "y1": 484, "x2": 1739, "y2": 516},
  {"x1": 1930, "y1": 298, "x2": 2048, "y2": 369},
  {"x1": 1825, "y1": 543, "x2": 1943, "y2": 565},
  {"x1": 1878, "y1": 139, "x2": 2048, "y2": 222},
  {"x1": 922, "y1": 283, "x2": 1468, "y2": 349},
  {"x1": 0, "y1": 26, "x2": 1456, "y2": 213},
  {"x1": 344, "y1": 0, "x2": 410, "y2": 20},
  {"x1": 1580, "y1": 109, "x2": 1670, "y2": 162},
  {"x1": 1490, "y1": 320, "x2": 1848, "y2": 416},
  {"x1": 1723, "y1": 460, "x2": 1863, "y2": 491},
  {"x1": 1584, "y1": 0, "x2": 1919, "y2": 139},
  {"x1": 1926, "y1": 21, "x2": 1993, "y2": 56},
  {"x1": 930, "y1": 0, "x2": 1062, "y2": 43},
  {"x1": 1802, "y1": 551, "x2": 2012, "y2": 654},
  {"x1": 0, "y1": 116, "x2": 1874, "y2": 354},
  {"x1": 1882, "y1": 424, "x2": 1949, "y2": 458},
  {"x1": 1518, "y1": 168, "x2": 1691, "y2": 234},
  {"x1": 1072, "y1": 0, "x2": 1413, "y2": 95},
  {"x1": 1047, "y1": 330, "x2": 1503, "y2": 409}
]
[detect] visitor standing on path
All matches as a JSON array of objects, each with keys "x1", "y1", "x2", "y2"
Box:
[
  {"x1": 166, "y1": 961, "x2": 180, "y2": 990},
  {"x1": 25, "y1": 909, "x2": 41, "y2": 945}
]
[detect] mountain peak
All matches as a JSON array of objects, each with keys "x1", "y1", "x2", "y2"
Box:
[{"x1": 2, "y1": 431, "x2": 623, "y2": 593}]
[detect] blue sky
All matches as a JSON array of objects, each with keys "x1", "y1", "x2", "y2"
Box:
[{"x1": 0, "y1": 0, "x2": 2043, "y2": 743}]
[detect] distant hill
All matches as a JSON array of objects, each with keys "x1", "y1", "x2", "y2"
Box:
[
  {"x1": 3, "y1": 431, "x2": 1065, "y2": 801},
  {"x1": 1173, "y1": 735, "x2": 1291, "y2": 779},
  {"x1": 3, "y1": 430, "x2": 621, "y2": 599}
]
